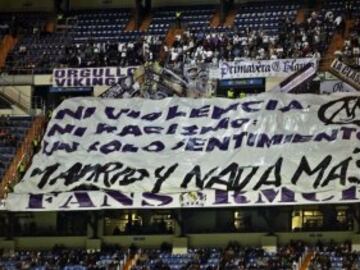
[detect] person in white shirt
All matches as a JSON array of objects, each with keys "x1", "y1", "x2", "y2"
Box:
[{"x1": 334, "y1": 16, "x2": 342, "y2": 27}]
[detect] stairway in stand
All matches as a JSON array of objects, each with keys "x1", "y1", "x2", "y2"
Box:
[
  {"x1": 299, "y1": 251, "x2": 314, "y2": 270},
  {"x1": 209, "y1": 8, "x2": 221, "y2": 28},
  {"x1": 125, "y1": 11, "x2": 137, "y2": 31},
  {"x1": 139, "y1": 14, "x2": 152, "y2": 32},
  {"x1": 295, "y1": 8, "x2": 306, "y2": 24},
  {"x1": 319, "y1": 19, "x2": 354, "y2": 72},
  {"x1": 209, "y1": 5, "x2": 237, "y2": 28},
  {"x1": 159, "y1": 27, "x2": 184, "y2": 62},
  {"x1": 223, "y1": 6, "x2": 237, "y2": 28},
  {"x1": 0, "y1": 34, "x2": 17, "y2": 69}
]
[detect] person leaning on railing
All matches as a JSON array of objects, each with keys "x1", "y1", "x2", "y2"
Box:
[{"x1": 32, "y1": 137, "x2": 40, "y2": 154}]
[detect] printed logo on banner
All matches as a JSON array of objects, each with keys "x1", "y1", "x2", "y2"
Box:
[
  {"x1": 271, "y1": 61, "x2": 281, "y2": 72},
  {"x1": 318, "y1": 96, "x2": 360, "y2": 126},
  {"x1": 180, "y1": 191, "x2": 207, "y2": 207},
  {"x1": 333, "y1": 82, "x2": 344, "y2": 92},
  {"x1": 319, "y1": 80, "x2": 358, "y2": 94}
]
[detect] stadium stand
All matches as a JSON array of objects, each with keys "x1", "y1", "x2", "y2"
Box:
[
  {"x1": 0, "y1": 0, "x2": 359, "y2": 265},
  {"x1": 1, "y1": 0, "x2": 354, "y2": 73},
  {"x1": 308, "y1": 241, "x2": 360, "y2": 270},
  {"x1": 131, "y1": 241, "x2": 306, "y2": 270}
]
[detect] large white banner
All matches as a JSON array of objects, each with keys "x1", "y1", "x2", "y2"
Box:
[
  {"x1": 211, "y1": 58, "x2": 318, "y2": 79},
  {"x1": 8, "y1": 93, "x2": 360, "y2": 210},
  {"x1": 52, "y1": 66, "x2": 138, "y2": 87}
]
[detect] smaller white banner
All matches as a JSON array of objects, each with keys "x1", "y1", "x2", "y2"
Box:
[
  {"x1": 331, "y1": 59, "x2": 360, "y2": 90},
  {"x1": 210, "y1": 58, "x2": 318, "y2": 79},
  {"x1": 320, "y1": 80, "x2": 358, "y2": 94},
  {"x1": 271, "y1": 63, "x2": 316, "y2": 93},
  {"x1": 52, "y1": 66, "x2": 138, "y2": 87}
]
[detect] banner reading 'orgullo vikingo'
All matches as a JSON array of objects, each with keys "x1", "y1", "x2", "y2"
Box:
[
  {"x1": 6, "y1": 93, "x2": 360, "y2": 211},
  {"x1": 52, "y1": 66, "x2": 138, "y2": 87}
]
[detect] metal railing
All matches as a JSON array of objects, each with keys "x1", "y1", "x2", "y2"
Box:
[{"x1": 0, "y1": 115, "x2": 47, "y2": 199}]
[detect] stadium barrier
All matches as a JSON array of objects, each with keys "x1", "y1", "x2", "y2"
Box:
[{"x1": 0, "y1": 115, "x2": 47, "y2": 199}]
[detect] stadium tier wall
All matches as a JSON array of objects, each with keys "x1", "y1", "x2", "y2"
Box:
[
  {"x1": 0, "y1": 231, "x2": 359, "y2": 251},
  {"x1": 0, "y1": 0, "x2": 54, "y2": 13},
  {"x1": 0, "y1": 209, "x2": 359, "y2": 251}
]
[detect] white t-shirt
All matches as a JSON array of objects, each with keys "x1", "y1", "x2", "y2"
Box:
[{"x1": 335, "y1": 16, "x2": 342, "y2": 26}]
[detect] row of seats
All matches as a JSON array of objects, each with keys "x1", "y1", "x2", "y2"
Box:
[
  {"x1": 234, "y1": 1, "x2": 299, "y2": 35},
  {"x1": 149, "y1": 5, "x2": 215, "y2": 35},
  {"x1": 132, "y1": 243, "x2": 305, "y2": 270},
  {"x1": 0, "y1": 247, "x2": 125, "y2": 269},
  {"x1": 132, "y1": 248, "x2": 221, "y2": 270},
  {"x1": 0, "y1": 116, "x2": 33, "y2": 181},
  {"x1": 309, "y1": 241, "x2": 359, "y2": 270}
]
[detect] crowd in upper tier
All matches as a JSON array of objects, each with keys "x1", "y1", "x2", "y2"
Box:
[{"x1": 0, "y1": 0, "x2": 359, "y2": 74}]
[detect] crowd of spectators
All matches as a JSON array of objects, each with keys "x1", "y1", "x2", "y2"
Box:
[
  {"x1": 1, "y1": 241, "x2": 359, "y2": 270},
  {"x1": 308, "y1": 240, "x2": 360, "y2": 270},
  {"x1": 1, "y1": 1, "x2": 353, "y2": 74},
  {"x1": 168, "y1": 10, "x2": 342, "y2": 67},
  {"x1": 0, "y1": 117, "x2": 17, "y2": 148},
  {"x1": 338, "y1": 18, "x2": 360, "y2": 67},
  {"x1": 217, "y1": 241, "x2": 304, "y2": 270},
  {"x1": 58, "y1": 35, "x2": 163, "y2": 68},
  {"x1": 131, "y1": 241, "x2": 306, "y2": 270},
  {"x1": 132, "y1": 247, "x2": 220, "y2": 270},
  {"x1": 6, "y1": 32, "x2": 163, "y2": 73},
  {"x1": 0, "y1": 246, "x2": 125, "y2": 269}
]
